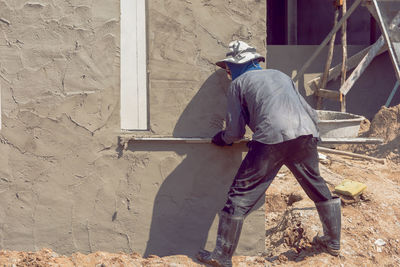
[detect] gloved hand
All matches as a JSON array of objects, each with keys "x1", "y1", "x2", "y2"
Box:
[{"x1": 212, "y1": 131, "x2": 232, "y2": 147}]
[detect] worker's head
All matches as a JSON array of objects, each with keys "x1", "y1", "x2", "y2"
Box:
[
  {"x1": 216, "y1": 40, "x2": 265, "y2": 69},
  {"x1": 216, "y1": 40, "x2": 265, "y2": 80}
]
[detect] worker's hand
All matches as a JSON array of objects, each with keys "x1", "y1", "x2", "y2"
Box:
[{"x1": 212, "y1": 131, "x2": 232, "y2": 147}]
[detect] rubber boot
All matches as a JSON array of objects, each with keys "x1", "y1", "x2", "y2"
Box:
[
  {"x1": 315, "y1": 197, "x2": 341, "y2": 256},
  {"x1": 196, "y1": 211, "x2": 244, "y2": 267}
]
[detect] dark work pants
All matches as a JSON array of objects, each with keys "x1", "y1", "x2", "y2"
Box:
[{"x1": 223, "y1": 135, "x2": 332, "y2": 216}]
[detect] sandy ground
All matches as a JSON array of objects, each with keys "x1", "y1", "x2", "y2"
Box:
[{"x1": 1, "y1": 105, "x2": 399, "y2": 266}]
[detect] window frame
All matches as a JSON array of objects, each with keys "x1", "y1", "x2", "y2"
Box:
[{"x1": 120, "y1": 0, "x2": 148, "y2": 130}]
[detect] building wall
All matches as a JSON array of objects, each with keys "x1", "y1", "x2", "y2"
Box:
[
  {"x1": 1, "y1": 0, "x2": 395, "y2": 259},
  {"x1": 0, "y1": 0, "x2": 266, "y2": 257}
]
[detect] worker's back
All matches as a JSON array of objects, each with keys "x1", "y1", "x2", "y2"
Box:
[{"x1": 226, "y1": 69, "x2": 319, "y2": 144}]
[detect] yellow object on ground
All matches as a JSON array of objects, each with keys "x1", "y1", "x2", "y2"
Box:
[{"x1": 334, "y1": 179, "x2": 367, "y2": 197}]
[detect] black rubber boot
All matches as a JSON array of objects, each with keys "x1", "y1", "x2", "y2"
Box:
[
  {"x1": 196, "y1": 211, "x2": 244, "y2": 267},
  {"x1": 315, "y1": 197, "x2": 341, "y2": 256}
]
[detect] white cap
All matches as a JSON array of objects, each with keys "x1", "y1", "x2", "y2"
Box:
[{"x1": 216, "y1": 40, "x2": 265, "y2": 69}]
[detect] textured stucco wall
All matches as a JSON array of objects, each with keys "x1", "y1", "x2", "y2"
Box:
[
  {"x1": 0, "y1": 0, "x2": 266, "y2": 258},
  {"x1": 142, "y1": 0, "x2": 267, "y2": 257},
  {"x1": 0, "y1": 0, "x2": 125, "y2": 254}
]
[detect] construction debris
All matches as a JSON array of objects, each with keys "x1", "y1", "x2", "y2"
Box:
[
  {"x1": 317, "y1": 146, "x2": 386, "y2": 164},
  {"x1": 334, "y1": 179, "x2": 367, "y2": 197}
]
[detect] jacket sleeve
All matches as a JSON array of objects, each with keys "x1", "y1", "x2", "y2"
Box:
[{"x1": 222, "y1": 84, "x2": 246, "y2": 144}]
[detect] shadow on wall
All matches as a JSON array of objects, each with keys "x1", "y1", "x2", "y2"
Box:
[
  {"x1": 172, "y1": 69, "x2": 228, "y2": 138},
  {"x1": 136, "y1": 142, "x2": 246, "y2": 258},
  {"x1": 137, "y1": 70, "x2": 247, "y2": 258}
]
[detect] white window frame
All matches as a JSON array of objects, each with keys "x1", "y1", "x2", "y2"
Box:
[{"x1": 120, "y1": 0, "x2": 147, "y2": 130}]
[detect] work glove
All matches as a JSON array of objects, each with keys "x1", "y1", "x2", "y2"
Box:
[{"x1": 212, "y1": 131, "x2": 232, "y2": 147}]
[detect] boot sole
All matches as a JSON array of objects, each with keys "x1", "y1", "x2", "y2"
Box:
[
  {"x1": 196, "y1": 251, "x2": 230, "y2": 267},
  {"x1": 314, "y1": 237, "x2": 340, "y2": 256},
  {"x1": 196, "y1": 256, "x2": 224, "y2": 267},
  {"x1": 326, "y1": 247, "x2": 340, "y2": 257}
]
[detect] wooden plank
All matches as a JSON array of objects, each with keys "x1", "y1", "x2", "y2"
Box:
[
  {"x1": 306, "y1": 41, "x2": 387, "y2": 90},
  {"x1": 340, "y1": 93, "x2": 346, "y2": 111},
  {"x1": 320, "y1": 137, "x2": 383, "y2": 144},
  {"x1": 365, "y1": 1, "x2": 379, "y2": 23},
  {"x1": 340, "y1": 35, "x2": 385, "y2": 95},
  {"x1": 315, "y1": 88, "x2": 341, "y2": 101},
  {"x1": 118, "y1": 136, "x2": 250, "y2": 149},
  {"x1": 373, "y1": 0, "x2": 400, "y2": 81},
  {"x1": 120, "y1": 137, "x2": 249, "y2": 143},
  {"x1": 119, "y1": 136, "x2": 383, "y2": 147},
  {"x1": 317, "y1": 8, "x2": 340, "y2": 109},
  {"x1": 341, "y1": 0, "x2": 348, "y2": 112},
  {"x1": 317, "y1": 146, "x2": 385, "y2": 164},
  {"x1": 320, "y1": 8, "x2": 339, "y2": 90},
  {"x1": 341, "y1": 0, "x2": 348, "y2": 86},
  {"x1": 129, "y1": 137, "x2": 213, "y2": 143},
  {"x1": 293, "y1": 0, "x2": 362, "y2": 83}
]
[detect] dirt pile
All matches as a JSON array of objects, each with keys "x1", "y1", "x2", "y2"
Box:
[
  {"x1": 355, "y1": 104, "x2": 400, "y2": 162},
  {"x1": 368, "y1": 105, "x2": 400, "y2": 142}
]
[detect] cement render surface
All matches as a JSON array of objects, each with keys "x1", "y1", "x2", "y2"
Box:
[
  {"x1": 0, "y1": 0, "x2": 266, "y2": 258},
  {"x1": 2, "y1": 0, "x2": 393, "y2": 259}
]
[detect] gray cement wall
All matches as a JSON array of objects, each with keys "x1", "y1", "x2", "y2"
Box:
[
  {"x1": 1, "y1": 0, "x2": 395, "y2": 259},
  {"x1": 0, "y1": 0, "x2": 266, "y2": 258}
]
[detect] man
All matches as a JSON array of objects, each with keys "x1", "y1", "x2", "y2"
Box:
[{"x1": 197, "y1": 41, "x2": 341, "y2": 267}]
